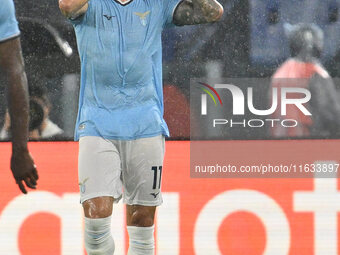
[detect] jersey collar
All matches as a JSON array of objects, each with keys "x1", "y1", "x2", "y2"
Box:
[{"x1": 114, "y1": 0, "x2": 134, "y2": 6}]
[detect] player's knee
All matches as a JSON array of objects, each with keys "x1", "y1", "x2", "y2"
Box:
[
  {"x1": 83, "y1": 196, "x2": 114, "y2": 218},
  {"x1": 84, "y1": 216, "x2": 115, "y2": 255},
  {"x1": 129, "y1": 207, "x2": 155, "y2": 227}
]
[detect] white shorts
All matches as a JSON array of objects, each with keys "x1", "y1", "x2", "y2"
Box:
[{"x1": 78, "y1": 135, "x2": 165, "y2": 206}]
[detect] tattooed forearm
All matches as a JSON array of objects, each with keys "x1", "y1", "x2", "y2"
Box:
[{"x1": 173, "y1": 0, "x2": 223, "y2": 26}]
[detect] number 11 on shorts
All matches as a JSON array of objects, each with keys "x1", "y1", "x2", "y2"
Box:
[{"x1": 151, "y1": 166, "x2": 162, "y2": 189}]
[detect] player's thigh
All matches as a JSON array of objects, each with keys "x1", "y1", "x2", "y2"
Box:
[
  {"x1": 79, "y1": 136, "x2": 123, "y2": 215},
  {"x1": 122, "y1": 135, "x2": 165, "y2": 206}
]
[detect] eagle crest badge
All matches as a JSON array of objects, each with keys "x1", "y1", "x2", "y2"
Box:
[{"x1": 134, "y1": 11, "x2": 150, "y2": 26}]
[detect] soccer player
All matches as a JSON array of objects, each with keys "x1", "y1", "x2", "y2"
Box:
[
  {"x1": 0, "y1": 0, "x2": 38, "y2": 194},
  {"x1": 58, "y1": 0, "x2": 223, "y2": 254}
]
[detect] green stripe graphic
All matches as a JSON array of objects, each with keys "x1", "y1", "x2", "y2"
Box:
[{"x1": 201, "y1": 88, "x2": 217, "y2": 106}]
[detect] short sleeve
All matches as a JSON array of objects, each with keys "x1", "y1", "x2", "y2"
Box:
[
  {"x1": 0, "y1": 0, "x2": 20, "y2": 43},
  {"x1": 163, "y1": 0, "x2": 182, "y2": 28}
]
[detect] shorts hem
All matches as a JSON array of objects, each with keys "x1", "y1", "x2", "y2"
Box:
[
  {"x1": 80, "y1": 193, "x2": 122, "y2": 204},
  {"x1": 123, "y1": 198, "x2": 163, "y2": 206}
]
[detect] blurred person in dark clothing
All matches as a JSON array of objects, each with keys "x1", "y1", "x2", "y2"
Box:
[
  {"x1": 27, "y1": 98, "x2": 45, "y2": 140},
  {"x1": 270, "y1": 23, "x2": 340, "y2": 138},
  {"x1": 0, "y1": 0, "x2": 38, "y2": 193},
  {"x1": 29, "y1": 86, "x2": 64, "y2": 138},
  {"x1": 1, "y1": 86, "x2": 64, "y2": 140}
]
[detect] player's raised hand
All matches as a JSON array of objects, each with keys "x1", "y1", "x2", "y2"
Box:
[
  {"x1": 10, "y1": 150, "x2": 38, "y2": 194},
  {"x1": 173, "y1": 0, "x2": 223, "y2": 26}
]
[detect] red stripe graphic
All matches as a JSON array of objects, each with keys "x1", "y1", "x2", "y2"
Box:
[{"x1": 199, "y1": 82, "x2": 223, "y2": 105}]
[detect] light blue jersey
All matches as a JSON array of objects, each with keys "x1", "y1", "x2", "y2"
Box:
[
  {"x1": 72, "y1": 0, "x2": 181, "y2": 140},
  {"x1": 0, "y1": 0, "x2": 20, "y2": 43}
]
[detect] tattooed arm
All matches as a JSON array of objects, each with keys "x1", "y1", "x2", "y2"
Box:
[
  {"x1": 173, "y1": 0, "x2": 223, "y2": 26},
  {"x1": 59, "y1": 0, "x2": 89, "y2": 19}
]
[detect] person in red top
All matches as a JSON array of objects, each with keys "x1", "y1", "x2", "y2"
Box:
[{"x1": 270, "y1": 23, "x2": 340, "y2": 138}]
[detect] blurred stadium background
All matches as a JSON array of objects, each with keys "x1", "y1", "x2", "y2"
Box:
[
  {"x1": 2, "y1": 0, "x2": 340, "y2": 254},
  {"x1": 2, "y1": 0, "x2": 340, "y2": 140}
]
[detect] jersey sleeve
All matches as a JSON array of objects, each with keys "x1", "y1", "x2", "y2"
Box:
[
  {"x1": 162, "y1": 0, "x2": 182, "y2": 28},
  {"x1": 0, "y1": 0, "x2": 20, "y2": 43}
]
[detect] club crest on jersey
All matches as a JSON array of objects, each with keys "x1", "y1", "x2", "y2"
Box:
[
  {"x1": 79, "y1": 177, "x2": 89, "y2": 193},
  {"x1": 134, "y1": 11, "x2": 150, "y2": 26}
]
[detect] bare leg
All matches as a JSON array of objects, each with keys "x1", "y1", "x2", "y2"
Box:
[
  {"x1": 126, "y1": 205, "x2": 156, "y2": 227},
  {"x1": 83, "y1": 196, "x2": 114, "y2": 218}
]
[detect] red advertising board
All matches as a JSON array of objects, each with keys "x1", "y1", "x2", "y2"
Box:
[{"x1": 0, "y1": 140, "x2": 340, "y2": 255}]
